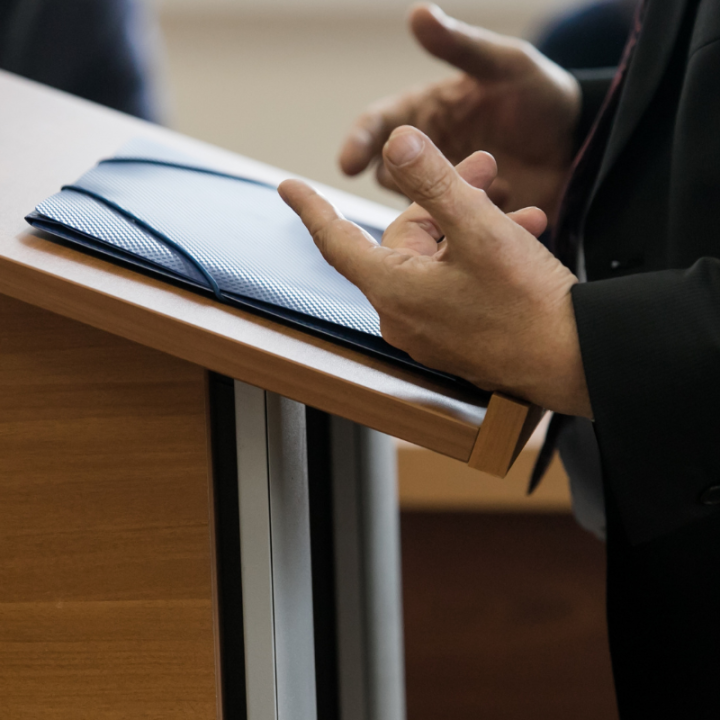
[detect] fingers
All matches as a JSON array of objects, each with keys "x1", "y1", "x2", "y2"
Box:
[
  {"x1": 375, "y1": 161, "x2": 401, "y2": 194},
  {"x1": 380, "y1": 151, "x2": 496, "y2": 253},
  {"x1": 455, "y1": 150, "x2": 498, "y2": 190},
  {"x1": 507, "y1": 206, "x2": 548, "y2": 237},
  {"x1": 486, "y1": 176, "x2": 511, "y2": 210},
  {"x1": 376, "y1": 148, "x2": 497, "y2": 197},
  {"x1": 382, "y1": 126, "x2": 485, "y2": 232},
  {"x1": 278, "y1": 179, "x2": 384, "y2": 290},
  {"x1": 409, "y1": 3, "x2": 528, "y2": 80},
  {"x1": 339, "y1": 94, "x2": 416, "y2": 177},
  {"x1": 380, "y1": 133, "x2": 544, "y2": 255},
  {"x1": 339, "y1": 3, "x2": 531, "y2": 183},
  {"x1": 381, "y1": 202, "x2": 444, "y2": 255}
]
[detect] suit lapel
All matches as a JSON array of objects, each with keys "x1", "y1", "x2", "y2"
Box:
[{"x1": 591, "y1": 0, "x2": 689, "y2": 195}]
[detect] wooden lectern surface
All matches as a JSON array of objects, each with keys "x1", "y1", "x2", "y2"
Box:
[{"x1": 0, "y1": 70, "x2": 503, "y2": 463}]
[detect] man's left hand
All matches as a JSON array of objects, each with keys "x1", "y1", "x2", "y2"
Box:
[{"x1": 279, "y1": 126, "x2": 591, "y2": 418}]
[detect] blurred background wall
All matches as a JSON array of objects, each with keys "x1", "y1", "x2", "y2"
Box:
[{"x1": 152, "y1": 0, "x2": 578, "y2": 210}]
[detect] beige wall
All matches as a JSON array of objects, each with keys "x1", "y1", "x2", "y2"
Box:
[{"x1": 157, "y1": 2, "x2": 577, "y2": 208}]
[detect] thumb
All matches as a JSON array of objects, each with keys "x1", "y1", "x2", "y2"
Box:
[
  {"x1": 507, "y1": 206, "x2": 548, "y2": 238},
  {"x1": 382, "y1": 126, "x2": 490, "y2": 236},
  {"x1": 409, "y1": 3, "x2": 529, "y2": 80}
]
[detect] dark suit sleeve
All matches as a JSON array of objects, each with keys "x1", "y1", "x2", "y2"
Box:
[
  {"x1": 572, "y1": 259, "x2": 720, "y2": 544},
  {"x1": 570, "y1": 68, "x2": 615, "y2": 149}
]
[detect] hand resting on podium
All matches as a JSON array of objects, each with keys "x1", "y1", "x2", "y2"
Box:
[{"x1": 279, "y1": 127, "x2": 592, "y2": 419}]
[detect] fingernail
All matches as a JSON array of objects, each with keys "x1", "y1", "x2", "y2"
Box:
[{"x1": 385, "y1": 132, "x2": 424, "y2": 166}]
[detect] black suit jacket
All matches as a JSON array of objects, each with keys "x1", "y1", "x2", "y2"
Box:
[{"x1": 570, "y1": 0, "x2": 720, "y2": 715}]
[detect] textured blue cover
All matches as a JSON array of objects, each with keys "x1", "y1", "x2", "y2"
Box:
[{"x1": 26, "y1": 139, "x2": 468, "y2": 385}]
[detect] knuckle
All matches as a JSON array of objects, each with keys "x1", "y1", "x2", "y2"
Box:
[
  {"x1": 475, "y1": 188, "x2": 494, "y2": 208},
  {"x1": 360, "y1": 101, "x2": 397, "y2": 136},
  {"x1": 516, "y1": 40, "x2": 542, "y2": 71},
  {"x1": 514, "y1": 38, "x2": 534, "y2": 56},
  {"x1": 314, "y1": 228, "x2": 330, "y2": 255},
  {"x1": 314, "y1": 218, "x2": 343, "y2": 253},
  {"x1": 414, "y1": 167, "x2": 455, "y2": 203},
  {"x1": 356, "y1": 111, "x2": 380, "y2": 134}
]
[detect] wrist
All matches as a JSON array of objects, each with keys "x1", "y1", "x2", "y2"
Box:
[
  {"x1": 494, "y1": 284, "x2": 592, "y2": 418},
  {"x1": 530, "y1": 287, "x2": 592, "y2": 418}
]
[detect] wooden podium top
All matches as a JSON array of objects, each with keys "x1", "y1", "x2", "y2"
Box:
[{"x1": 0, "y1": 71, "x2": 539, "y2": 472}]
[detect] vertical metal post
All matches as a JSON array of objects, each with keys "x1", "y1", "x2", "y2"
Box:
[
  {"x1": 234, "y1": 380, "x2": 318, "y2": 720},
  {"x1": 265, "y1": 393, "x2": 318, "y2": 720},
  {"x1": 331, "y1": 417, "x2": 406, "y2": 720},
  {"x1": 229, "y1": 379, "x2": 405, "y2": 720}
]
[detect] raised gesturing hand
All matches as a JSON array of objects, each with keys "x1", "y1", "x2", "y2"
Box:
[
  {"x1": 282, "y1": 127, "x2": 591, "y2": 418},
  {"x1": 339, "y1": 4, "x2": 581, "y2": 220}
]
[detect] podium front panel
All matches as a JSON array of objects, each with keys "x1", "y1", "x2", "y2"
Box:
[{"x1": 0, "y1": 293, "x2": 219, "y2": 718}]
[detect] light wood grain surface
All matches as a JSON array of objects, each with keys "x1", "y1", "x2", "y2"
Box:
[
  {"x1": 0, "y1": 70, "x2": 504, "y2": 464},
  {"x1": 468, "y1": 395, "x2": 545, "y2": 477},
  {"x1": 0, "y1": 293, "x2": 218, "y2": 718}
]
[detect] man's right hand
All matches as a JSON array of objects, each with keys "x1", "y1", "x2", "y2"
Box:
[{"x1": 338, "y1": 3, "x2": 581, "y2": 221}]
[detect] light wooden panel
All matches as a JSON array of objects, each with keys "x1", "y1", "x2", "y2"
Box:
[
  {"x1": 468, "y1": 394, "x2": 545, "y2": 477},
  {"x1": 0, "y1": 293, "x2": 218, "y2": 718}
]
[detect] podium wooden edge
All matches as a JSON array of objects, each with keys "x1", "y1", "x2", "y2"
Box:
[
  {"x1": 0, "y1": 254, "x2": 541, "y2": 471},
  {"x1": 467, "y1": 394, "x2": 546, "y2": 478}
]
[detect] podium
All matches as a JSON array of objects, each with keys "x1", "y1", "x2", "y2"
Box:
[{"x1": 0, "y1": 71, "x2": 541, "y2": 719}]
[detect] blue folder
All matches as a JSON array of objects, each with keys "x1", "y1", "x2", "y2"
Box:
[{"x1": 26, "y1": 139, "x2": 478, "y2": 390}]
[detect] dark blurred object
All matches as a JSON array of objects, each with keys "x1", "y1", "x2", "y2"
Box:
[
  {"x1": 0, "y1": 0, "x2": 160, "y2": 121},
  {"x1": 535, "y1": 0, "x2": 639, "y2": 69},
  {"x1": 533, "y1": 0, "x2": 637, "y2": 251},
  {"x1": 402, "y1": 512, "x2": 617, "y2": 720}
]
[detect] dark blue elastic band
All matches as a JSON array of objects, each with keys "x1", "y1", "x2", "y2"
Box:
[
  {"x1": 98, "y1": 157, "x2": 276, "y2": 190},
  {"x1": 60, "y1": 184, "x2": 224, "y2": 301}
]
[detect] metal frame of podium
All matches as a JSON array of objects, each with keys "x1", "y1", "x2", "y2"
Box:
[{"x1": 208, "y1": 377, "x2": 405, "y2": 720}]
